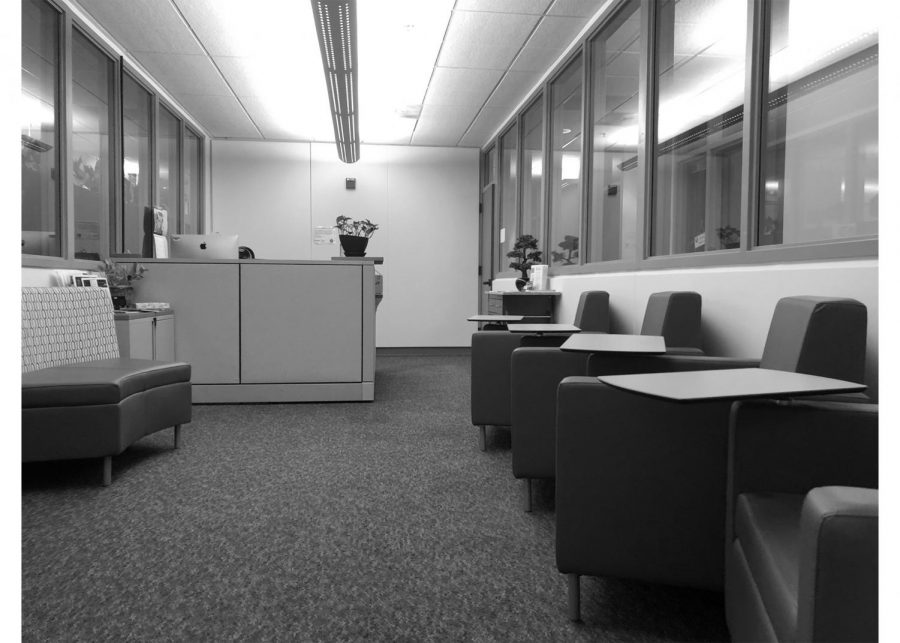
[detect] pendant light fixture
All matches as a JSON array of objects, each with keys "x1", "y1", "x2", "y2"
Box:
[{"x1": 311, "y1": 0, "x2": 360, "y2": 163}]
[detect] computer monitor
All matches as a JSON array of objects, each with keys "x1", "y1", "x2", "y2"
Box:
[{"x1": 169, "y1": 234, "x2": 240, "y2": 260}]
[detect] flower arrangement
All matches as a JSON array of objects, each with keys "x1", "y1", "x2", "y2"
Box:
[
  {"x1": 507, "y1": 234, "x2": 543, "y2": 281},
  {"x1": 102, "y1": 259, "x2": 147, "y2": 287},
  {"x1": 334, "y1": 215, "x2": 379, "y2": 238}
]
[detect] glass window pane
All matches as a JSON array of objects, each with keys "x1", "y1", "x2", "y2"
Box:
[
  {"x1": 158, "y1": 105, "x2": 181, "y2": 234},
  {"x1": 548, "y1": 57, "x2": 583, "y2": 267},
  {"x1": 122, "y1": 73, "x2": 151, "y2": 255},
  {"x1": 498, "y1": 125, "x2": 518, "y2": 268},
  {"x1": 652, "y1": 0, "x2": 748, "y2": 256},
  {"x1": 183, "y1": 128, "x2": 201, "y2": 234},
  {"x1": 587, "y1": 0, "x2": 641, "y2": 263},
  {"x1": 759, "y1": 0, "x2": 877, "y2": 246},
  {"x1": 520, "y1": 96, "x2": 545, "y2": 246},
  {"x1": 72, "y1": 30, "x2": 114, "y2": 261},
  {"x1": 21, "y1": 0, "x2": 60, "y2": 257}
]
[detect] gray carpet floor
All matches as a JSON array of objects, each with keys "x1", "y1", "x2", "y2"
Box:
[{"x1": 22, "y1": 355, "x2": 729, "y2": 642}]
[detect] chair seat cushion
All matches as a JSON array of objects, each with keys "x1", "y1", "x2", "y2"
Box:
[
  {"x1": 735, "y1": 492, "x2": 805, "y2": 642},
  {"x1": 22, "y1": 359, "x2": 191, "y2": 408}
]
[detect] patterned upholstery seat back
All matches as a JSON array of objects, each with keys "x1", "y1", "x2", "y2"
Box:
[{"x1": 22, "y1": 287, "x2": 120, "y2": 373}]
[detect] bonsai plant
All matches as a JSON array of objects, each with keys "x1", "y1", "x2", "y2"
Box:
[
  {"x1": 716, "y1": 225, "x2": 741, "y2": 249},
  {"x1": 507, "y1": 234, "x2": 543, "y2": 290},
  {"x1": 334, "y1": 215, "x2": 379, "y2": 257}
]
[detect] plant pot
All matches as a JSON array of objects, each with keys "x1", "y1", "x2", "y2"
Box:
[
  {"x1": 515, "y1": 278, "x2": 528, "y2": 291},
  {"x1": 339, "y1": 234, "x2": 369, "y2": 257},
  {"x1": 109, "y1": 285, "x2": 134, "y2": 310}
]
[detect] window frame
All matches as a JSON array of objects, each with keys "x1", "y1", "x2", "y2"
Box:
[
  {"x1": 22, "y1": 0, "x2": 207, "y2": 270},
  {"x1": 476, "y1": 0, "x2": 878, "y2": 280}
]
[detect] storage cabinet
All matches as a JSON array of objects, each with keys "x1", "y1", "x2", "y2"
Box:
[
  {"x1": 487, "y1": 291, "x2": 560, "y2": 322},
  {"x1": 114, "y1": 311, "x2": 176, "y2": 361}
]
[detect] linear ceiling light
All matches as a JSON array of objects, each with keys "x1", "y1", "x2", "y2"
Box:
[{"x1": 312, "y1": 0, "x2": 360, "y2": 163}]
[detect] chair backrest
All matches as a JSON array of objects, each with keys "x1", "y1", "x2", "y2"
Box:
[
  {"x1": 759, "y1": 296, "x2": 867, "y2": 381},
  {"x1": 640, "y1": 291, "x2": 703, "y2": 349},
  {"x1": 22, "y1": 287, "x2": 120, "y2": 373},
  {"x1": 573, "y1": 291, "x2": 610, "y2": 332}
]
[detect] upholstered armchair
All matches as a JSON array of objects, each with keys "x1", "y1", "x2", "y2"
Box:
[
  {"x1": 510, "y1": 291, "x2": 703, "y2": 510},
  {"x1": 470, "y1": 290, "x2": 610, "y2": 450},
  {"x1": 726, "y1": 399, "x2": 878, "y2": 643},
  {"x1": 554, "y1": 296, "x2": 868, "y2": 621}
]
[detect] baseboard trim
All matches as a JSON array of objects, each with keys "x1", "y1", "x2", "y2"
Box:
[{"x1": 377, "y1": 347, "x2": 470, "y2": 357}]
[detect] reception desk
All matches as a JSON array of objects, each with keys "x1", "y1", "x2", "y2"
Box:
[{"x1": 132, "y1": 259, "x2": 376, "y2": 403}]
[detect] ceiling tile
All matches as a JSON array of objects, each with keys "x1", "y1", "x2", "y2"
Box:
[
  {"x1": 511, "y1": 15, "x2": 588, "y2": 72},
  {"x1": 424, "y1": 67, "x2": 504, "y2": 106},
  {"x1": 411, "y1": 104, "x2": 480, "y2": 146},
  {"x1": 176, "y1": 94, "x2": 262, "y2": 139},
  {"x1": 548, "y1": 0, "x2": 609, "y2": 18},
  {"x1": 437, "y1": 11, "x2": 541, "y2": 69},
  {"x1": 458, "y1": 107, "x2": 511, "y2": 147},
  {"x1": 133, "y1": 53, "x2": 233, "y2": 96},
  {"x1": 239, "y1": 95, "x2": 334, "y2": 142},
  {"x1": 453, "y1": 0, "x2": 552, "y2": 13},
  {"x1": 484, "y1": 70, "x2": 543, "y2": 110},
  {"x1": 213, "y1": 56, "x2": 321, "y2": 98},
  {"x1": 78, "y1": 0, "x2": 202, "y2": 55}
]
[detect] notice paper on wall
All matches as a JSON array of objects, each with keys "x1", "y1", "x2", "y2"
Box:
[{"x1": 314, "y1": 226, "x2": 337, "y2": 245}]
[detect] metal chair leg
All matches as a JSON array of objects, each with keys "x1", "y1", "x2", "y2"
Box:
[
  {"x1": 478, "y1": 425, "x2": 487, "y2": 451},
  {"x1": 102, "y1": 456, "x2": 112, "y2": 487},
  {"x1": 568, "y1": 574, "x2": 581, "y2": 622},
  {"x1": 524, "y1": 479, "x2": 533, "y2": 512},
  {"x1": 174, "y1": 424, "x2": 181, "y2": 449}
]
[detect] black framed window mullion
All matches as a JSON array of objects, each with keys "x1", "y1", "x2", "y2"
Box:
[{"x1": 740, "y1": 0, "x2": 769, "y2": 251}]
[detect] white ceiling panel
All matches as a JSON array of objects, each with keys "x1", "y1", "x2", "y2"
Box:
[
  {"x1": 484, "y1": 70, "x2": 543, "y2": 110},
  {"x1": 134, "y1": 53, "x2": 234, "y2": 96},
  {"x1": 424, "y1": 67, "x2": 504, "y2": 107},
  {"x1": 238, "y1": 95, "x2": 332, "y2": 142},
  {"x1": 458, "y1": 107, "x2": 511, "y2": 147},
  {"x1": 437, "y1": 11, "x2": 541, "y2": 70},
  {"x1": 171, "y1": 0, "x2": 315, "y2": 58},
  {"x1": 453, "y1": 0, "x2": 552, "y2": 13},
  {"x1": 548, "y1": 0, "x2": 610, "y2": 18},
  {"x1": 78, "y1": 0, "x2": 203, "y2": 55},
  {"x1": 412, "y1": 104, "x2": 481, "y2": 146},
  {"x1": 213, "y1": 56, "x2": 322, "y2": 98},
  {"x1": 176, "y1": 94, "x2": 262, "y2": 139},
  {"x1": 511, "y1": 16, "x2": 589, "y2": 72}
]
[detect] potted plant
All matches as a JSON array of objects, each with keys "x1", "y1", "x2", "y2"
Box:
[
  {"x1": 102, "y1": 259, "x2": 147, "y2": 309},
  {"x1": 334, "y1": 215, "x2": 379, "y2": 257},
  {"x1": 716, "y1": 225, "x2": 741, "y2": 249},
  {"x1": 550, "y1": 235, "x2": 579, "y2": 265},
  {"x1": 506, "y1": 235, "x2": 543, "y2": 291}
]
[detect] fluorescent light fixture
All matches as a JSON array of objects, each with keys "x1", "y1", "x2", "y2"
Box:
[
  {"x1": 312, "y1": 0, "x2": 360, "y2": 163},
  {"x1": 561, "y1": 153, "x2": 581, "y2": 181}
]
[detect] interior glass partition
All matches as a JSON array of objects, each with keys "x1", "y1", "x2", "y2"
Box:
[
  {"x1": 71, "y1": 29, "x2": 114, "y2": 261},
  {"x1": 157, "y1": 105, "x2": 181, "y2": 235},
  {"x1": 520, "y1": 96, "x2": 545, "y2": 248},
  {"x1": 21, "y1": 0, "x2": 61, "y2": 257},
  {"x1": 548, "y1": 56, "x2": 583, "y2": 267},
  {"x1": 122, "y1": 72, "x2": 152, "y2": 255},
  {"x1": 498, "y1": 125, "x2": 518, "y2": 268},
  {"x1": 183, "y1": 128, "x2": 201, "y2": 234},
  {"x1": 586, "y1": 0, "x2": 641, "y2": 263},
  {"x1": 651, "y1": 0, "x2": 748, "y2": 256},
  {"x1": 758, "y1": 0, "x2": 878, "y2": 246}
]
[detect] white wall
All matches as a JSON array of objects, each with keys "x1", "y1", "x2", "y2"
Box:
[
  {"x1": 211, "y1": 141, "x2": 480, "y2": 347},
  {"x1": 495, "y1": 259, "x2": 879, "y2": 399}
]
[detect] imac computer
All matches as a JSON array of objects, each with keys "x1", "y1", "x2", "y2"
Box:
[{"x1": 169, "y1": 234, "x2": 240, "y2": 260}]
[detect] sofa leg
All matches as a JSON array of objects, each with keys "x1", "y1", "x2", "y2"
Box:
[
  {"x1": 524, "y1": 479, "x2": 533, "y2": 512},
  {"x1": 102, "y1": 456, "x2": 112, "y2": 487},
  {"x1": 478, "y1": 425, "x2": 487, "y2": 451},
  {"x1": 567, "y1": 574, "x2": 581, "y2": 622},
  {"x1": 174, "y1": 424, "x2": 181, "y2": 449}
]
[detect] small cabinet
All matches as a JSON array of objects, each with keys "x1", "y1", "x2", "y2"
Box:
[
  {"x1": 487, "y1": 291, "x2": 560, "y2": 322},
  {"x1": 115, "y1": 311, "x2": 176, "y2": 361}
]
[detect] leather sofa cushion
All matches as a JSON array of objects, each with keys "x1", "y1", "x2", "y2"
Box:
[
  {"x1": 734, "y1": 492, "x2": 804, "y2": 643},
  {"x1": 22, "y1": 359, "x2": 191, "y2": 408}
]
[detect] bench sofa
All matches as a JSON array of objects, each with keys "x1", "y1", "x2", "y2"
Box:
[{"x1": 22, "y1": 287, "x2": 192, "y2": 486}]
